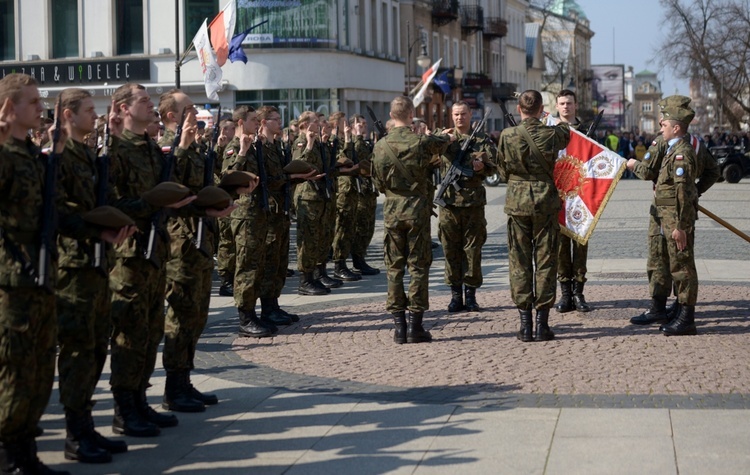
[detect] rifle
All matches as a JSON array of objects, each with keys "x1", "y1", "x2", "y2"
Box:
[
  {"x1": 254, "y1": 134, "x2": 270, "y2": 211},
  {"x1": 350, "y1": 139, "x2": 363, "y2": 194},
  {"x1": 194, "y1": 113, "x2": 221, "y2": 257},
  {"x1": 500, "y1": 101, "x2": 517, "y2": 127},
  {"x1": 318, "y1": 139, "x2": 333, "y2": 200},
  {"x1": 281, "y1": 133, "x2": 291, "y2": 215},
  {"x1": 92, "y1": 120, "x2": 111, "y2": 276},
  {"x1": 144, "y1": 109, "x2": 185, "y2": 267},
  {"x1": 434, "y1": 108, "x2": 492, "y2": 208},
  {"x1": 37, "y1": 99, "x2": 63, "y2": 293},
  {"x1": 586, "y1": 109, "x2": 604, "y2": 138},
  {"x1": 366, "y1": 106, "x2": 387, "y2": 139}
]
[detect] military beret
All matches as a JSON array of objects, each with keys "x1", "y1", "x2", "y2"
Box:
[
  {"x1": 658, "y1": 95, "x2": 692, "y2": 109},
  {"x1": 141, "y1": 182, "x2": 192, "y2": 207},
  {"x1": 282, "y1": 159, "x2": 314, "y2": 174},
  {"x1": 194, "y1": 186, "x2": 232, "y2": 209},
  {"x1": 82, "y1": 206, "x2": 135, "y2": 229},
  {"x1": 335, "y1": 156, "x2": 354, "y2": 168},
  {"x1": 218, "y1": 170, "x2": 258, "y2": 190},
  {"x1": 661, "y1": 105, "x2": 695, "y2": 125}
]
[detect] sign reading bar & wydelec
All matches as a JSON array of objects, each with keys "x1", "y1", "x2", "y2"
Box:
[{"x1": 0, "y1": 59, "x2": 151, "y2": 85}]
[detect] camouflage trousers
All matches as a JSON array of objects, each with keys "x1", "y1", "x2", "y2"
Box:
[
  {"x1": 648, "y1": 207, "x2": 698, "y2": 305},
  {"x1": 320, "y1": 192, "x2": 337, "y2": 265},
  {"x1": 261, "y1": 210, "x2": 290, "y2": 299},
  {"x1": 164, "y1": 238, "x2": 214, "y2": 371},
  {"x1": 216, "y1": 217, "x2": 235, "y2": 282},
  {"x1": 332, "y1": 188, "x2": 359, "y2": 261},
  {"x1": 384, "y1": 218, "x2": 433, "y2": 313},
  {"x1": 109, "y1": 256, "x2": 167, "y2": 391},
  {"x1": 296, "y1": 198, "x2": 328, "y2": 273},
  {"x1": 0, "y1": 287, "x2": 56, "y2": 443},
  {"x1": 507, "y1": 213, "x2": 559, "y2": 310},
  {"x1": 232, "y1": 212, "x2": 269, "y2": 311},
  {"x1": 57, "y1": 267, "x2": 111, "y2": 412},
  {"x1": 438, "y1": 205, "x2": 487, "y2": 288},
  {"x1": 352, "y1": 191, "x2": 377, "y2": 257},
  {"x1": 557, "y1": 234, "x2": 589, "y2": 283}
]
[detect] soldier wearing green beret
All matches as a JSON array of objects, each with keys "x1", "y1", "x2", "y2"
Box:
[{"x1": 497, "y1": 90, "x2": 570, "y2": 342}]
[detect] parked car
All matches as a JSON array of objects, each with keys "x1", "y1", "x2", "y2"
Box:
[{"x1": 710, "y1": 145, "x2": 750, "y2": 183}]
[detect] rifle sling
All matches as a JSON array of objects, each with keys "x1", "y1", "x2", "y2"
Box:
[
  {"x1": 517, "y1": 124, "x2": 554, "y2": 180},
  {"x1": 382, "y1": 141, "x2": 419, "y2": 191}
]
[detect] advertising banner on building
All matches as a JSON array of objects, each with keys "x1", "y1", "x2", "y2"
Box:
[
  {"x1": 236, "y1": 0, "x2": 337, "y2": 48},
  {"x1": 591, "y1": 64, "x2": 624, "y2": 128}
]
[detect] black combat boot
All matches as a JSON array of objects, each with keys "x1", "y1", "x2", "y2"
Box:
[
  {"x1": 260, "y1": 298, "x2": 292, "y2": 326},
  {"x1": 218, "y1": 277, "x2": 234, "y2": 297},
  {"x1": 112, "y1": 389, "x2": 160, "y2": 437},
  {"x1": 660, "y1": 304, "x2": 698, "y2": 336},
  {"x1": 135, "y1": 389, "x2": 178, "y2": 428},
  {"x1": 238, "y1": 308, "x2": 273, "y2": 338},
  {"x1": 274, "y1": 298, "x2": 300, "y2": 322},
  {"x1": 298, "y1": 272, "x2": 329, "y2": 295},
  {"x1": 352, "y1": 253, "x2": 380, "y2": 275},
  {"x1": 185, "y1": 371, "x2": 219, "y2": 406},
  {"x1": 572, "y1": 281, "x2": 591, "y2": 312},
  {"x1": 535, "y1": 308, "x2": 555, "y2": 341},
  {"x1": 314, "y1": 263, "x2": 343, "y2": 288},
  {"x1": 163, "y1": 370, "x2": 205, "y2": 413},
  {"x1": 85, "y1": 407, "x2": 127, "y2": 454},
  {"x1": 630, "y1": 296, "x2": 669, "y2": 325},
  {"x1": 666, "y1": 300, "x2": 680, "y2": 320},
  {"x1": 0, "y1": 441, "x2": 26, "y2": 473},
  {"x1": 64, "y1": 409, "x2": 112, "y2": 464},
  {"x1": 464, "y1": 286, "x2": 480, "y2": 312},
  {"x1": 406, "y1": 311, "x2": 432, "y2": 343},
  {"x1": 392, "y1": 311, "x2": 407, "y2": 344},
  {"x1": 447, "y1": 285, "x2": 464, "y2": 313},
  {"x1": 555, "y1": 281, "x2": 574, "y2": 313},
  {"x1": 24, "y1": 439, "x2": 72, "y2": 475},
  {"x1": 517, "y1": 308, "x2": 534, "y2": 342},
  {"x1": 333, "y1": 260, "x2": 362, "y2": 281}
]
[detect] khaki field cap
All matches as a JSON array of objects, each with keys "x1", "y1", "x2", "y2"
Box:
[
  {"x1": 658, "y1": 95, "x2": 692, "y2": 109},
  {"x1": 82, "y1": 206, "x2": 135, "y2": 228},
  {"x1": 282, "y1": 159, "x2": 314, "y2": 174},
  {"x1": 141, "y1": 182, "x2": 192, "y2": 207},
  {"x1": 660, "y1": 105, "x2": 695, "y2": 125},
  {"x1": 219, "y1": 170, "x2": 258, "y2": 189},
  {"x1": 194, "y1": 186, "x2": 232, "y2": 209}
]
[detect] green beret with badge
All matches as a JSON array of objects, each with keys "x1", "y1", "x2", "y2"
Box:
[
  {"x1": 194, "y1": 186, "x2": 233, "y2": 210},
  {"x1": 141, "y1": 182, "x2": 192, "y2": 207},
  {"x1": 218, "y1": 170, "x2": 258, "y2": 191},
  {"x1": 282, "y1": 159, "x2": 314, "y2": 174}
]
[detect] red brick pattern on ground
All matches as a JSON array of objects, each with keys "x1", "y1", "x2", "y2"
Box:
[{"x1": 234, "y1": 284, "x2": 750, "y2": 396}]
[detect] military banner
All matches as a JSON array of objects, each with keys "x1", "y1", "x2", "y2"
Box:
[
  {"x1": 192, "y1": 19, "x2": 223, "y2": 101},
  {"x1": 554, "y1": 128, "x2": 626, "y2": 244}
]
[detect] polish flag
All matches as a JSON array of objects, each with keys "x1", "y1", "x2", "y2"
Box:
[
  {"x1": 208, "y1": 0, "x2": 236, "y2": 66},
  {"x1": 412, "y1": 58, "x2": 442, "y2": 108}
]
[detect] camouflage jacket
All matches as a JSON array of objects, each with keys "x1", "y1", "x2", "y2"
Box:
[
  {"x1": 655, "y1": 137, "x2": 699, "y2": 232},
  {"x1": 292, "y1": 135, "x2": 330, "y2": 202},
  {"x1": 498, "y1": 117, "x2": 570, "y2": 216},
  {"x1": 436, "y1": 129, "x2": 498, "y2": 207},
  {"x1": 372, "y1": 126, "x2": 450, "y2": 226},
  {"x1": 263, "y1": 138, "x2": 292, "y2": 214},
  {"x1": 340, "y1": 135, "x2": 376, "y2": 195},
  {"x1": 222, "y1": 135, "x2": 266, "y2": 218}
]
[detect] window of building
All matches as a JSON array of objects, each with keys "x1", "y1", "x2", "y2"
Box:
[
  {"x1": 0, "y1": 0, "x2": 14, "y2": 60},
  {"x1": 453, "y1": 39, "x2": 460, "y2": 68},
  {"x1": 185, "y1": 0, "x2": 217, "y2": 49},
  {"x1": 642, "y1": 102, "x2": 652, "y2": 113},
  {"x1": 432, "y1": 32, "x2": 439, "y2": 62},
  {"x1": 444, "y1": 36, "x2": 450, "y2": 65},
  {"x1": 381, "y1": 2, "x2": 387, "y2": 54},
  {"x1": 52, "y1": 0, "x2": 79, "y2": 58},
  {"x1": 116, "y1": 0, "x2": 143, "y2": 55}
]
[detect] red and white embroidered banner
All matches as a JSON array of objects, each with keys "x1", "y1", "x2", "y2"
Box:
[{"x1": 554, "y1": 129, "x2": 626, "y2": 245}]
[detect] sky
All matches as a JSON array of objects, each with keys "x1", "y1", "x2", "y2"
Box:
[{"x1": 575, "y1": 0, "x2": 688, "y2": 95}]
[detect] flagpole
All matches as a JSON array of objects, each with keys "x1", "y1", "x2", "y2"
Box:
[{"x1": 175, "y1": 0, "x2": 181, "y2": 88}]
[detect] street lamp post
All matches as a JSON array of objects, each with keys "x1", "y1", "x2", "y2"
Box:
[{"x1": 405, "y1": 21, "x2": 430, "y2": 95}]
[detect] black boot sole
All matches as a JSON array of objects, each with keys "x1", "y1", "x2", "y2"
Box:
[
  {"x1": 64, "y1": 449, "x2": 112, "y2": 464},
  {"x1": 111, "y1": 423, "x2": 160, "y2": 438},
  {"x1": 161, "y1": 401, "x2": 206, "y2": 413}
]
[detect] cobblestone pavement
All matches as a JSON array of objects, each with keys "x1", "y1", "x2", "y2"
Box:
[{"x1": 195, "y1": 180, "x2": 750, "y2": 409}]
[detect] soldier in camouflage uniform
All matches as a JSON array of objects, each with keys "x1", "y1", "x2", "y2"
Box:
[
  {"x1": 628, "y1": 96, "x2": 718, "y2": 326},
  {"x1": 371, "y1": 96, "x2": 455, "y2": 344},
  {"x1": 436, "y1": 101, "x2": 497, "y2": 313},
  {"x1": 222, "y1": 106, "x2": 276, "y2": 338},
  {"x1": 497, "y1": 90, "x2": 570, "y2": 342},
  {"x1": 215, "y1": 119, "x2": 236, "y2": 297},
  {"x1": 349, "y1": 116, "x2": 381, "y2": 275},
  {"x1": 549, "y1": 90, "x2": 593, "y2": 313},
  {"x1": 55, "y1": 89, "x2": 136, "y2": 463},
  {"x1": 108, "y1": 83, "x2": 220, "y2": 438},
  {"x1": 158, "y1": 90, "x2": 231, "y2": 413},
  {"x1": 0, "y1": 74, "x2": 110, "y2": 474}
]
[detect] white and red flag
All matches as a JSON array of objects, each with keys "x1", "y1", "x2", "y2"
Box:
[
  {"x1": 412, "y1": 58, "x2": 442, "y2": 108},
  {"x1": 192, "y1": 19, "x2": 223, "y2": 101},
  {"x1": 208, "y1": 0, "x2": 237, "y2": 66},
  {"x1": 554, "y1": 129, "x2": 627, "y2": 244}
]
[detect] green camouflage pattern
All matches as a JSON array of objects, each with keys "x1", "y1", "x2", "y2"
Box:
[
  {"x1": 557, "y1": 235, "x2": 589, "y2": 283},
  {"x1": 507, "y1": 214, "x2": 560, "y2": 310},
  {"x1": 260, "y1": 140, "x2": 291, "y2": 298},
  {"x1": 438, "y1": 206, "x2": 487, "y2": 287},
  {"x1": 231, "y1": 214, "x2": 268, "y2": 310}
]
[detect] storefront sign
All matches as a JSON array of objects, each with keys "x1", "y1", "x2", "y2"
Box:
[{"x1": 0, "y1": 59, "x2": 151, "y2": 85}]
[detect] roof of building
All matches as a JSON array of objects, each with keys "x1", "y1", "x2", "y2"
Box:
[
  {"x1": 525, "y1": 23, "x2": 542, "y2": 69},
  {"x1": 549, "y1": 0, "x2": 588, "y2": 20},
  {"x1": 636, "y1": 69, "x2": 658, "y2": 77}
]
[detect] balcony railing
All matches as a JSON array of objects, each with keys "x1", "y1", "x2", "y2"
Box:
[
  {"x1": 483, "y1": 17, "x2": 507, "y2": 39},
  {"x1": 432, "y1": 0, "x2": 459, "y2": 27},
  {"x1": 460, "y1": 5, "x2": 484, "y2": 32}
]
